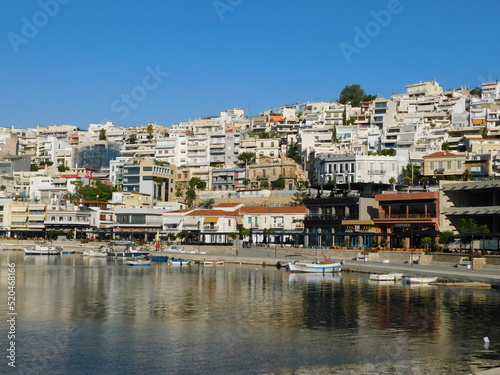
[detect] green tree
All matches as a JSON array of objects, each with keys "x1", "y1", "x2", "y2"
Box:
[
  {"x1": 342, "y1": 106, "x2": 347, "y2": 125},
  {"x1": 287, "y1": 140, "x2": 301, "y2": 163},
  {"x1": 261, "y1": 181, "x2": 270, "y2": 189},
  {"x1": 99, "y1": 128, "x2": 107, "y2": 140},
  {"x1": 199, "y1": 198, "x2": 215, "y2": 209},
  {"x1": 57, "y1": 164, "x2": 69, "y2": 172},
  {"x1": 420, "y1": 237, "x2": 433, "y2": 251},
  {"x1": 185, "y1": 187, "x2": 197, "y2": 208},
  {"x1": 402, "y1": 163, "x2": 421, "y2": 183},
  {"x1": 470, "y1": 87, "x2": 482, "y2": 97},
  {"x1": 271, "y1": 178, "x2": 285, "y2": 190},
  {"x1": 242, "y1": 179, "x2": 251, "y2": 188},
  {"x1": 402, "y1": 176, "x2": 412, "y2": 185},
  {"x1": 331, "y1": 126, "x2": 339, "y2": 143},
  {"x1": 146, "y1": 122, "x2": 154, "y2": 142},
  {"x1": 389, "y1": 177, "x2": 397, "y2": 184},
  {"x1": 462, "y1": 168, "x2": 473, "y2": 181},
  {"x1": 441, "y1": 142, "x2": 450, "y2": 151},
  {"x1": 338, "y1": 84, "x2": 366, "y2": 107},
  {"x1": 439, "y1": 230, "x2": 455, "y2": 250},
  {"x1": 290, "y1": 180, "x2": 309, "y2": 206},
  {"x1": 238, "y1": 152, "x2": 256, "y2": 166}
]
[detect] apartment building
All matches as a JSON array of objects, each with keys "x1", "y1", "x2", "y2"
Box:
[
  {"x1": 314, "y1": 153, "x2": 399, "y2": 185},
  {"x1": 422, "y1": 151, "x2": 466, "y2": 178}
]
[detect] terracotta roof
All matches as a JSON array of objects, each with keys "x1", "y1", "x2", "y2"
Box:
[
  {"x1": 239, "y1": 206, "x2": 306, "y2": 214},
  {"x1": 423, "y1": 151, "x2": 459, "y2": 158},
  {"x1": 185, "y1": 209, "x2": 241, "y2": 217}
]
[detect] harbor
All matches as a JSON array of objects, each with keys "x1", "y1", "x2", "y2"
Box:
[{"x1": 2, "y1": 248, "x2": 500, "y2": 374}]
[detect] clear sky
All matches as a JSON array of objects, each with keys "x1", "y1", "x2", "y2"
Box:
[{"x1": 1, "y1": 0, "x2": 499, "y2": 129}]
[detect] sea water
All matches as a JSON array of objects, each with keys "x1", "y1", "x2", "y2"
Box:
[{"x1": 1, "y1": 251, "x2": 499, "y2": 374}]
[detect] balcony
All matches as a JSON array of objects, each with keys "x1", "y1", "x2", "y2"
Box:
[{"x1": 203, "y1": 225, "x2": 219, "y2": 231}]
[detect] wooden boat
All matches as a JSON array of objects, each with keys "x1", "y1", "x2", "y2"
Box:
[
  {"x1": 24, "y1": 244, "x2": 63, "y2": 255},
  {"x1": 126, "y1": 260, "x2": 152, "y2": 266},
  {"x1": 170, "y1": 259, "x2": 190, "y2": 266},
  {"x1": 288, "y1": 261, "x2": 341, "y2": 273},
  {"x1": 370, "y1": 273, "x2": 403, "y2": 281},
  {"x1": 404, "y1": 277, "x2": 438, "y2": 284}
]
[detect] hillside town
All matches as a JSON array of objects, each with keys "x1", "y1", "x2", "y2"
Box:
[{"x1": 1, "y1": 80, "x2": 500, "y2": 250}]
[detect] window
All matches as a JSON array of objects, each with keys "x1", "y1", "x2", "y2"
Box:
[
  {"x1": 447, "y1": 161, "x2": 451, "y2": 169},
  {"x1": 457, "y1": 161, "x2": 462, "y2": 169}
]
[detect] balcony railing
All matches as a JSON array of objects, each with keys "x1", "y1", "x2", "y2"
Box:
[{"x1": 203, "y1": 225, "x2": 219, "y2": 231}]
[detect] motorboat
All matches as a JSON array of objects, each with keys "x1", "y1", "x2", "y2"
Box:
[
  {"x1": 24, "y1": 243, "x2": 63, "y2": 255},
  {"x1": 170, "y1": 259, "x2": 191, "y2": 266}
]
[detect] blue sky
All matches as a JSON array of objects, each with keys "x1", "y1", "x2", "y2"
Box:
[{"x1": 1, "y1": 0, "x2": 499, "y2": 129}]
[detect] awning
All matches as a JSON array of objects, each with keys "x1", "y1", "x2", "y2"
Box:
[
  {"x1": 163, "y1": 217, "x2": 182, "y2": 224},
  {"x1": 204, "y1": 217, "x2": 219, "y2": 223}
]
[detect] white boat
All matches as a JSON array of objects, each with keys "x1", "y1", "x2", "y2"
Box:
[
  {"x1": 404, "y1": 277, "x2": 438, "y2": 284},
  {"x1": 24, "y1": 244, "x2": 63, "y2": 255},
  {"x1": 82, "y1": 249, "x2": 108, "y2": 257},
  {"x1": 170, "y1": 259, "x2": 190, "y2": 266},
  {"x1": 201, "y1": 259, "x2": 224, "y2": 266},
  {"x1": 370, "y1": 273, "x2": 403, "y2": 281},
  {"x1": 126, "y1": 260, "x2": 152, "y2": 266},
  {"x1": 107, "y1": 243, "x2": 149, "y2": 259},
  {"x1": 288, "y1": 261, "x2": 341, "y2": 273}
]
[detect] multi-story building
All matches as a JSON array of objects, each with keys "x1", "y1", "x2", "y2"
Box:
[
  {"x1": 422, "y1": 151, "x2": 466, "y2": 178},
  {"x1": 314, "y1": 153, "x2": 399, "y2": 185},
  {"x1": 374, "y1": 191, "x2": 440, "y2": 248},
  {"x1": 482, "y1": 81, "x2": 500, "y2": 102}
]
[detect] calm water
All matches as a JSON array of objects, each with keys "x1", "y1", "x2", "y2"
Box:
[{"x1": 1, "y1": 251, "x2": 500, "y2": 375}]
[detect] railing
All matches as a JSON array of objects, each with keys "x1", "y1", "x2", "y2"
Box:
[{"x1": 203, "y1": 225, "x2": 219, "y2": 231}]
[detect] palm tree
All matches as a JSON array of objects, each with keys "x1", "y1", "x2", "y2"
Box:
[{"x1": 146, "y1": 122, "x2": 154, "y2": 143}]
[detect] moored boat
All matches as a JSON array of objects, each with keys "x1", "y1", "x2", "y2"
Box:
[
  {"x1": 24, "y1": 243, "x2": 63, "y2": 255},
  {"x1": 404, "y1": 276, "x2": 438, "y2": 284},
  {"x1": 107, "y1": 243, "x2": 149, "y2": 259},
  {"x1": 150, "y1": 255, "x2": 169, "y2": 262},
  {"x1": 126, "y1": 260, "x2": 152, "y2": 266},
  {"x1": 288, "y1": 261, "x2": 341, "y2": 273},
  {"x1": 370, "y1": 273, "x2": 403, "y2": 281},
  {"x1": 170, "y1": 259, "x2": 190, "y2": 266},
  {"x1": 201, "y1": 259, "x2": 224, "y2": 265}
]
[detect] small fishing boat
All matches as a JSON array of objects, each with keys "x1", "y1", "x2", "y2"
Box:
[
  {"x1": 83, "y1": 246, "x2": 108, "y2": 257},
  {"x1": 24, "y1": 243, "x2": 63, "y2": 255},
  {"x1": 370, "y1": 273, "x2": 403, "y2": 281},
  {"x1": 126, "y1": 260, "x2": 152, "y2": 266},
  {"x1": 107, "y1": 243, "x2": 149, "y2": 259},
  {"x1": 288, "y1": 261, "x2": 341, "y2": 273},
  {"x1": 61, "y1": 249, "x2": 75, "y2": 254},
  {"x1": 404, "y1": 277, "x2": 438, "y2": 284},
  {"x1": 150, "y1": 255, "x2": 169, "y2": 262},
  {"x1": 170, "y1": 259, "x2": 190, "y2": 266}
]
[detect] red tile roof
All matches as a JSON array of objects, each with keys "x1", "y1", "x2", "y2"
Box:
[
  {"x1": 239, "y1": 206, "x2": 306, "y2": 214},
  {"x1": 423, "y1": 151, "x2": 459, "y2": 158}
]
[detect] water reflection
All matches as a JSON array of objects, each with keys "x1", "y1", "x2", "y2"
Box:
[{"x1": 1, "y1": 251, "x2": 499, "y2": 374}]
